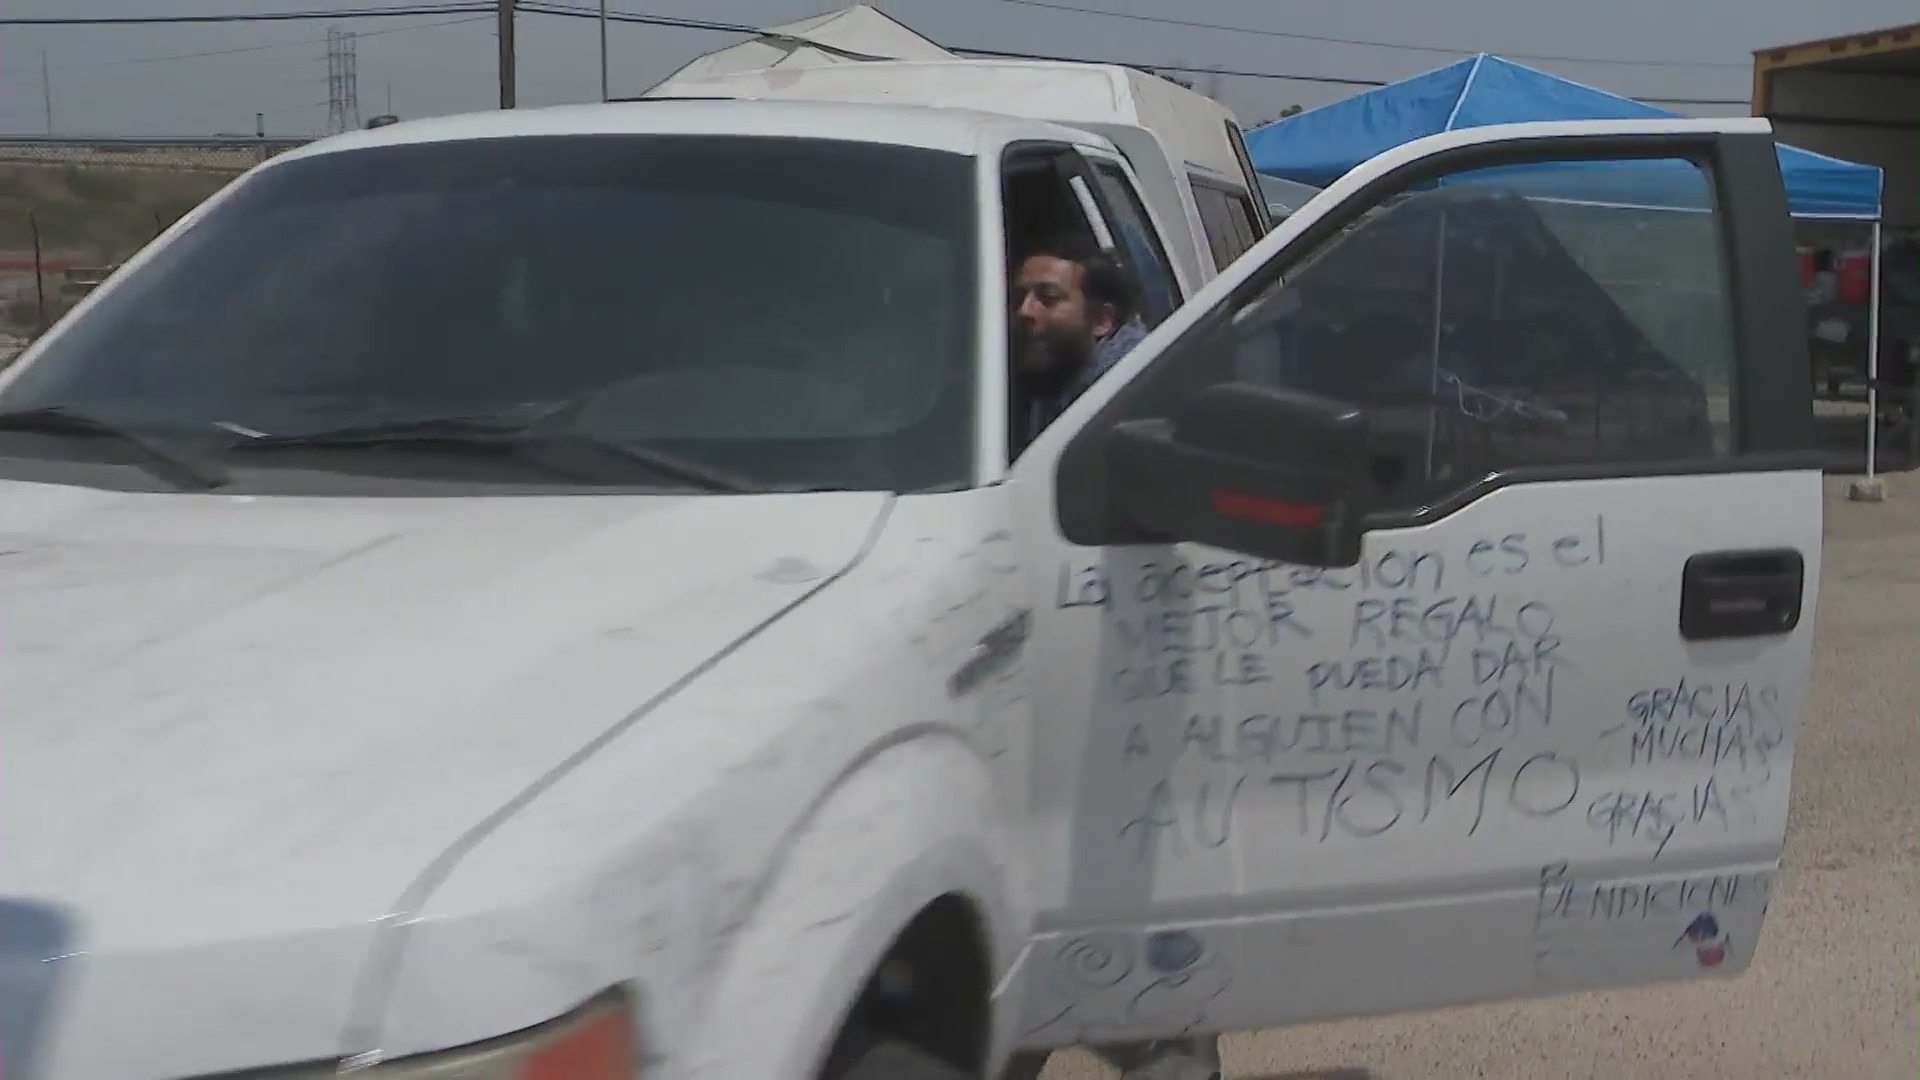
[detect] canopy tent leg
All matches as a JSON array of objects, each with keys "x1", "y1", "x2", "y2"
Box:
[{"x1": 1849, "y1": 221, "x2": 1886, "y2": 502}]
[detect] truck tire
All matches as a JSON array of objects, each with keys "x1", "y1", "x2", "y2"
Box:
[
  {"x1": 834, "y1": 1038, "x2": 973, "y2": 1080},
  {"x1": 998, "y1": 1051, "x2": 1050, "y2": 1080}
]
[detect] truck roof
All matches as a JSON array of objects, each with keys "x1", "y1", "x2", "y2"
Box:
[
  {"x1": 270, "y1": 96, "x2": 1114, "y2": 164},
  {"x1": 647, "y1": 58, "x2": 1251, "y2": 184},
  {"x1": 654, "y1": 58, "x2": 1182, "y2": 118}
]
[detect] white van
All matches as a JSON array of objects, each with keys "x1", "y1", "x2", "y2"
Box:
[{"x1": 644, "y1": 58, "x2": 1274, "y2": 287}]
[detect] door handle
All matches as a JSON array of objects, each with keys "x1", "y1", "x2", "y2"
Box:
[{"x1": 1679, "y1": 548, "x2": 1805, "y2": 641}]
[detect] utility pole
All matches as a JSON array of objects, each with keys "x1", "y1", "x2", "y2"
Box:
[
  {"x1": 40, "y1": 51, "x2": 52, "y2": 135},
  {"x1": 1202, "y1": 66, "x2": 1224, "y2": 103},
  {"x1": 497, "y1": 0, "x2": 518, "y2": 109},
  {"x1": 599, "y1": 0, "x2": 610, "y2": 102}
]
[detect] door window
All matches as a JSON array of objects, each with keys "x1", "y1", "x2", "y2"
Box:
[
  {"x1": 1154, "y1": 156, "x2": 1739, "y2": 514},
  {"x1": 1224, "y1": 120, "x2": 1274, "y2": 235},
  {"x1": 1002, "y1": 149, "x2": 1100, "y2": 256},
  {"x1": 1087, "y1": 161, "x2": 1181, "y2": 326},
  {"x1": 1002, "y1": 146, "x2": 1129, "y2": 457}
]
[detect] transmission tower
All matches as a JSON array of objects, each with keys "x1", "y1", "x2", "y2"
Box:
[{"x1": 325, "y1": 28, "x2": 361, "y2": 134}]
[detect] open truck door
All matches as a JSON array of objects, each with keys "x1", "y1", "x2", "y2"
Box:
[{"x1": 1005, "y1": 117, "x2": 1816, "y2": 1048}]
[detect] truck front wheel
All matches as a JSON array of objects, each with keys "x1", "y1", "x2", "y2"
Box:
[{"x1": 833, "y1": 1034, "x2": 974, "y2": 1080}]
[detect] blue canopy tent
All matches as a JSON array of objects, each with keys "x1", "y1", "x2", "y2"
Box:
[
  {"x1": 1243, "y1": 53, "x2": 1882, "y2": 219},
  {"x1": 1244, "y1": 52, "x2": 1891, "y2": 475}
]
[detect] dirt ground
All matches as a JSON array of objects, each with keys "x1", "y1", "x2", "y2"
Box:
[{"x1": 1045, "y1": 470, "x2": 1919, "y2": 1080}]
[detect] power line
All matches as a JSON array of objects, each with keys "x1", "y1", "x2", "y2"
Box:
[
  {"x1": 981, "y1": 0, "x2": 1752, "y2": 70},
  {"x1": 0, "y1": 5, "x2": 492, "y2": 27},
  {"x1": 49, "y1": 15, "x2": 492, "y2": 74},
  {"x1": 519, "y1": 3, "x2": 746, "y2": 36},
  {"x1": 520, "y1": 3, "x2": 1751, "y2": 105},
  {"x1": 973, "y1": 47, "x2": 1745, "y2": 103},
  {"x1": 0, "y1": 13, "x2": 489, "y2": 89},
  {"x1": 955, "y1": 44, "x2": 1385, "y2": 87},
  {"x1": 0, "y1": 1, "x2": 1750, "y2": 108}
]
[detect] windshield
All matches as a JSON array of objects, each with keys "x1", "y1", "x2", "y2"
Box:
[{"x1": 0, "y1": 134, "x2": 978, "y2": 494}]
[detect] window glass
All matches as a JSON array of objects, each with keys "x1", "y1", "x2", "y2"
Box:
[
  {"x1": 1088, "y1": 162, "x2": 1180, "y2": 325},
  {"x1": 1190, "y1": 182, "x2": 1249, "y2": 271},
  {"x1": 1154, "y1": 156, "x2": 1738, "y2": 514},
  {"x1": 0, "y1": 135, "x2": 978, "y2": 495},
  {"x1": 1226, "y1": 191, "x2": 1264, "y2": 246},
  {"x1": 1003, "y1": 154, "x2": 1098, "y2": 254}
]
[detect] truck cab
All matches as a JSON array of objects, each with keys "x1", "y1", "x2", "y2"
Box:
[
  {"x1": 644, "y1": 58, "x2": 1275, "y2": 289},
  {"x1": 0, "y1": 97, "x2": 1820, "y2": 1080}
]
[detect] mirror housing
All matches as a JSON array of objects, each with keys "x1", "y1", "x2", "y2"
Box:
[{"x1": 1106, "y1": 382, "x2": 1371, "y2": 568}]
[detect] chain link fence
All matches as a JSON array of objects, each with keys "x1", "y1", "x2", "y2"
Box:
[{"x1": 0, "y1": 136, "x2": 313, "y2": 366}]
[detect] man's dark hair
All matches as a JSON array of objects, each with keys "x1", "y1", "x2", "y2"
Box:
[{"x1": 1019, "y1": 232, "x2": 1139, "y2": 323}]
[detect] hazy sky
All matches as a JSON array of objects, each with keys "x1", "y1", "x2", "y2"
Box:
[{"x1": 0, "y1": 0, "x2": 1911, "y2": 136}]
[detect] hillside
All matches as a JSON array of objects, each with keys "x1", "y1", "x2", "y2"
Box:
[
  {"x1": 0, "y1": 161, "x2": 238, "y2": 262},
  {"x1": 0, "y1": 161, "x2": 240, "y2": 333}
]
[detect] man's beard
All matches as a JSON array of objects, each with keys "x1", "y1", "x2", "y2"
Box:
[{"x1": 1013, "y1": 323, "x2": 1094, "y2": 396}]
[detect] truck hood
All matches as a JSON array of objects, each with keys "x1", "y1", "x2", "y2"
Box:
[{"x1": 0, "y1": 479, "x2": 887, "y2": 1079}]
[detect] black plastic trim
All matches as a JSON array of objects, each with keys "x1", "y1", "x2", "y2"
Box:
[
  {"x1": 1000, "y1": 140, "x2": 1083, "y2": 174},
  {"x1": 1054, "y1": 129, "x2": 1818, "y2": 546},
  {"x1": 1223, "y1": 120, "x2": 1275, "y2": 234},
  {"x1": 1363, "y1": 452, "x2": 1826, "y2": 531},
  {"x1": 1717, "y1": 133, "x2": 1818, "y2": 455},
  {"x1": 1678, "y1": 547, "x2": 1806, "y2": 641}
]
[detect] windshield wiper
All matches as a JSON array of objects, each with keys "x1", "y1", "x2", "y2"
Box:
[
  {"x1": 223, "y1": 413, "x2": 754, "y2": 493},
  {"x1": 0, "y1": 406, "x2": 229, "y2": 491}
]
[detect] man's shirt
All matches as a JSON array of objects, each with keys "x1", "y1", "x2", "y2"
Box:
[{"x1": 1019, "y1": 318, "x2": 1150, "y2": 450}]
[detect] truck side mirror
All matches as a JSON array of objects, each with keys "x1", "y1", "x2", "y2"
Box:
[{"x1": 1105, "y1": 382, "x2": 1371, "y2": 568}]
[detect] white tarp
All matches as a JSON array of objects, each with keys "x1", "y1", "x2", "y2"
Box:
[{"x1": 648, "y1": 5, "x2": 953, "y2": 92}]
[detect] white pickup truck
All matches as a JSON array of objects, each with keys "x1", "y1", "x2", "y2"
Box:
[{"x1": 0, "y1": 88, "x2": 1819, "y2": 1080}]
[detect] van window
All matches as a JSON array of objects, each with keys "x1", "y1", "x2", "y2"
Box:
[
  {"x1": 1190, "y1": 178, "x2": 1259, "y2": 270},
  {"x1": 1087, "y1": 161, "x2": 1179, "y2": 326},
  {"x1": 1226, "y1": 190, "x2": 1263, "y2": 245}
]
